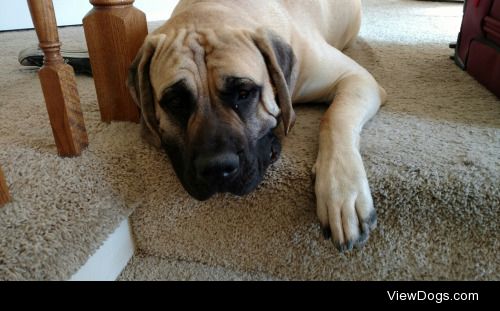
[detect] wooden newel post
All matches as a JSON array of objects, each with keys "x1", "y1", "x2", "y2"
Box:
[
  {"x1": 83, "y1": 0, "x2": 147, "y2": 123},
  {"x1": 0, "y1": 166, "x2": 11, "y2": 207},
  {"x1": 27, "y1": 0, "x2": 89, "y2": 157}
]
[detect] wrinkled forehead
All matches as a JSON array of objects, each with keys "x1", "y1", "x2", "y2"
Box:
[{"x1": 149, "y1": 29, "x2": 267, "y2": 99}]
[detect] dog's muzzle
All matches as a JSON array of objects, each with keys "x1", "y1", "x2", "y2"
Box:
[{"x1": 169, "y1": 130, "x2": 281, "y2": 201}]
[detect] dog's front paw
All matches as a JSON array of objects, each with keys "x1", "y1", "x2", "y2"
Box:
[{"x1": 314, "y1": 150, "x2": 377, "y2": 252}]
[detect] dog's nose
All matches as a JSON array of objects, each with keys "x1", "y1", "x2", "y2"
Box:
[{"x1": 195, "y1": 152, "x2": 240, "y2": 183}]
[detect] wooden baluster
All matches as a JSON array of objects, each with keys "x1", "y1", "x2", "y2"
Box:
[
  {"x1": 27, "y1": 0, "x2": 89, "y2": 157},
  {"x1": 83, "y1": 0, "x2": 147, "y2": 123},
  {"x1": 0, "y1": 166, "x2": 10, "y2": 207}
]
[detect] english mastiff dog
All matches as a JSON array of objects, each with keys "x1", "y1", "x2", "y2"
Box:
[{"x1": 128, "y1": 0, "x2": 387, "y2": 252}]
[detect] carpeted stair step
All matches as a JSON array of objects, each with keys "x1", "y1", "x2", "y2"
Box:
[
  {"x1": 118, "y1": 251, "x2": 278, "y2": 281},
  {"x1": 0, "y1": 27, "x2": 148, "y2": 280}
]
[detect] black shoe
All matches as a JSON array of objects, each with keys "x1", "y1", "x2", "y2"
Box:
[{"x1": 18, "y1": 46, "x2": 92, "y2": 76}]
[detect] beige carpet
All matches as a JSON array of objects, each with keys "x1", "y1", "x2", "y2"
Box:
[
  {"x1": 0, "y1": 0, "x2": 498, "y2": 280},
  {"x1": 118, "y1": 251, "x2": 277, "y2": 281}
]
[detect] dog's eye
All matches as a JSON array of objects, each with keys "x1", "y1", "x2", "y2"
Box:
[
  {"x1": 238, "y1": 90, "x2": 250, "y2": 100},
  {"x1": 236, "y1": 87, "x2": 259, "y2": 102},
  {"x1": 160, "y1": 82, "x2": 194, "y2": 127},
  {"x1": 164, "y1": 96, "x2": 182, "y2": 111},
  {"x1": 220, "y1": 78, "x2": 262, "y2": 112}
]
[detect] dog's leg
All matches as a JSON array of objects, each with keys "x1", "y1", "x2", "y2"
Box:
[{"x1": 307, "y1": 49, "x2": 386, "y2": 252}]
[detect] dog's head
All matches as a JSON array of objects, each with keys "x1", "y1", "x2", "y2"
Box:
[{"x1": 128, "y1": 27, "x2": 297, "y2": 200}]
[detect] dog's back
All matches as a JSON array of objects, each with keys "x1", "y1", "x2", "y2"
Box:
[{"x1": 168, "y1": 0, "x2": 361, "y2": 50}]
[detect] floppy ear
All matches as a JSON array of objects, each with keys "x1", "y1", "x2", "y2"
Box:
[
  {"x1": 253, "y1": 29, "x2": 298, "y2": 135},
  {"x1": 127, "y1": 34, "x2": 166, "y2": 148}
]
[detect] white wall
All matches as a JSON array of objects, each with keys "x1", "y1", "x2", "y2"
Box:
[
  {"x1": 135, "y1": 0, "x2": 178, "y2": 23},
  {"x1": 0, "y1": 0, "x2": 178, "y2": 31}
]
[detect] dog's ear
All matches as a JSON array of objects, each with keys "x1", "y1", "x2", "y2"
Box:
[
  {"x1": 127, "y1": 34, "x2": 167, "y2": 148},
  {"x1": 253, "y1": 29, "x2": 297, "y2": 135}
]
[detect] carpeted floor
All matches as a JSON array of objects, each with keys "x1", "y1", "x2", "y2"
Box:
[{"x1": 0, "y1": 0, "x2": 498, "y2": 281}]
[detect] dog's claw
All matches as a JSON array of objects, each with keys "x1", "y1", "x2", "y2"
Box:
[
  {"x1": 321, "y1": 226, "x2": 332, "y2": 240},
  {"x1": 336, "y1": 243, "x2": 347, "y2": 253},
  {"x1": 368, "y1": 211, "x2": 378, "y2": 230},
  {"x1": 357, "y1": 230, "x2": 369, "y2": 246},
  {"x1": 345, "y1": 240, "x2": 354, "y2": 252},
  {"x1": 335, "y1": 241, "x2": 354, "y2": 253}
]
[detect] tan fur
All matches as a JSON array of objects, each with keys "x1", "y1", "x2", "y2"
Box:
[{"x1": 129, "y1": 0, "x2": 386, "y2": 252}]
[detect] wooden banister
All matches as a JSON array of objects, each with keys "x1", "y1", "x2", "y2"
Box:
[
  {"x1": 83, "y1": 0, "x2": 148, "y2": 123},
  {"x1": 0, "y1": 166, "x2": 10, "y2": 207},
  {"x1": 27, "y1": 0, "x2": 89, "y2": 157}
]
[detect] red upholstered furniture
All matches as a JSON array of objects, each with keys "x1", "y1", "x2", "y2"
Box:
[{"x1": 454, "y1": 0, "x2": 500, "y2": 98}]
